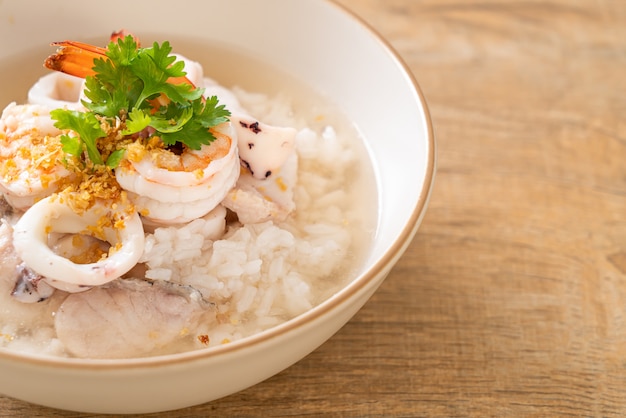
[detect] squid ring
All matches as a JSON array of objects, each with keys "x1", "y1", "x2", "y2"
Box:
[{"x1": 12, "y1": 195, "x2": 145, "y2": 292}]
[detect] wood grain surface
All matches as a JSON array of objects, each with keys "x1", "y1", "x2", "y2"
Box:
[{"x1": 3, "y1": 0, "x2": 626, "y2": 416}]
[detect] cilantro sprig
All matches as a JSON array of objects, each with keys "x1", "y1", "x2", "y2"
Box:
[
  {"x1": 51, "y1": 35, "x2": 230, "y2": 167},
  {"x1": 51, "y1": 109, "x2": 106, "y2": 165}
]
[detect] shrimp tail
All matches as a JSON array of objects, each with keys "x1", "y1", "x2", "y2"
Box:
[
  {"x1": 44, "y1": 37, "x2": 196, "y2": 88},
  {"x1": 44, "y1": 41, "x2": 107, "y2": 78}
]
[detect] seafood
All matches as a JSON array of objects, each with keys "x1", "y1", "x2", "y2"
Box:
[
  {"x1": 173, "y1": 53, "x2": 204, "y2": 87},
  {"x1": 0, "y1": 32, "x2": 362, "y2": 361},
  {"x1": 11, "y1": 262, "x2": 55, "y2": 303},
  {"x1": 231, "y1": 115, "x2": 296, "y2": 181},
  {"x1": 27, "y1": 72, "x2": 86, "y2": 111},
  {"x1": 45, "y1": 39, "x2": 195, "y2": 87},
  {"x1": 12, "y1": 196, "x2": 144, "y2": 292},
  {"x1": 210, "y1": 111, "x2": 296, "y2": 224},
  {"x1": 202, "y1": 77, "x2": 247, "y2": 115},
  {"x1": 28, "y1": 31, "x2": 137, "y2": 111},
  {"x1": 223, "y1": 151, "x2": 297, "y2": 224},
  {"x1": 0, "y1": 103, "x2": 73, "y2": 210},
  {"x1": 115, "y1": 122, "x2": 240, "y2": 224},
  {"x1": 0, "y1": 221, "x2": 55, "y2": 304},
  {"x1": 43, "y1": 36, "x2": 238, "y2": 224},
  {"x1": 203, "y1": 79, "x2": 299, "y2": 223},
  {"x1": 0, "y1": 219, "x2": 66, "y2": 336},
  {"x1": 43, "y1": 34, "x2": 299, "y2": 224},
  {"x1": 54, "y1": 278, "x2": 214, "y2": 358}
]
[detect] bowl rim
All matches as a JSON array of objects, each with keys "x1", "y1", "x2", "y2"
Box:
[{"x1": 0, "y1": 0, "x2": 436, "y2": 370}]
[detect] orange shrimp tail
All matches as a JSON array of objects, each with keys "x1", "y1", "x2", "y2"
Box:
[
  {"x1": 44, "y1": 41, "x2": 108, "y2": 78},
  {"x1": 44, "y1": 35, "x2": 196, "y2": 90}
]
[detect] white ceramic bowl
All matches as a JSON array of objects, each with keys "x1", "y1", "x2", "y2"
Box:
[{"x1": 0, "y1": 0, "x2": 435, "y2": 413}]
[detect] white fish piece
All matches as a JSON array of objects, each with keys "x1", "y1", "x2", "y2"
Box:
[
  {"x1": 141, "y1": 204, "x2": 227, "y2": 242},
  {"x1": 54, "y1": 278, "x2": 214, "y2": 359},
  {"x1": 223, "y1": 151, "x2": 298, "y2": 224}
]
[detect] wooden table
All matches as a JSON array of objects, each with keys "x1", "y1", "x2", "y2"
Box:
[{"x1": 3, "y1": 0, "x2": 626, "y2": 416}]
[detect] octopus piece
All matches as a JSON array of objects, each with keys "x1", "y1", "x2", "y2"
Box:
[
  {"x1": 200, "y1": 79, "x2": 300, "y2": 223},
  {"x1": 231, "y1": 114, "x2": 296, "y2": 180},
  {"x1": 222, "y1": 115, "x2": 298, "y2": 223},
  {"x1": 0, "y1": 219, "x2": 67, "y2": 335},
  {"x1": 54, "y1": 278, "x2": 214, "y2": 359},
  {"x1": 0, "y1": 221, "x2": 55, "y2": 304},
  {"x1": 11, "y1": 262, "x2": 55, "y2": 303}
]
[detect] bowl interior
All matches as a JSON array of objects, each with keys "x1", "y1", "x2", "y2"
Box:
[
  {"x1": 0, "y1": 0, "x2": 432, "y2": 271},
  {"x1": 0, "y1": 0, "x2": 434, "y2": 412}
]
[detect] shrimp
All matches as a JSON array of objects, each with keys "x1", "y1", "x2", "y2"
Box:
[
  {"x1": 116, "y1": 122, "x2": 240, "y2": 224},
  {"x1": 0, "y1": 102, "x2": 73, "y2": 211},
  {"x1": 26, "y1": 32, "x2": 135, "y2": 113},
  {"x1": 12, "y1": 195, "x2": 145, "y2": 292},
  {"x1": 54, "y1": 278, "x2": 214, "y2": 358},
  {"x1": 44, "y1": 36, "x2": 238, "y2": 225}
]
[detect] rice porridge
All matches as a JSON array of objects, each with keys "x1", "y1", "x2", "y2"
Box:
[{"x1": 0, "y1": 36, "x2": 377, "y2": 359}]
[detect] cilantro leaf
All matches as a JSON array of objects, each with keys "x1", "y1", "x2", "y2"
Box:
[
  {"x1": 106, "y1": 149, "x2": 125, "y2": 168},
  {"x1": 149, "y1": 105, "x2": 193, "y2": 134},
  {"x1": 132, "y1": 41, "x2": 203, "y2": 106},
  {"x1": 198, "y1": 96, "x2": 231, "y2": 128},
  {"x1": 105, "y1": 35, "x2": 139, "y2": 67},
  {"x1": 59, "y1": 134, "x2": 82, "y2": 156},
  {"x1": 160, "y1": 119, "x2": 216, "y2": 149},
  {"x1": 123, "y1": 108, "x2": 152, "y2": 135},
  {"x1": 50, "y1": 35, "x2": 231, "y2": 166},
  {"x1": 160, "y1": 97, "x2": 231, "y2": 149},
  {"x1": 83, "y1": 75, "x2": 130, "y2": 118},
  {"x1": 83, "y1": 36, "x2": 142, "y2": 117},
  {"x1": 51, "y1": 109, "x2": 106, "y2": 165}
]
